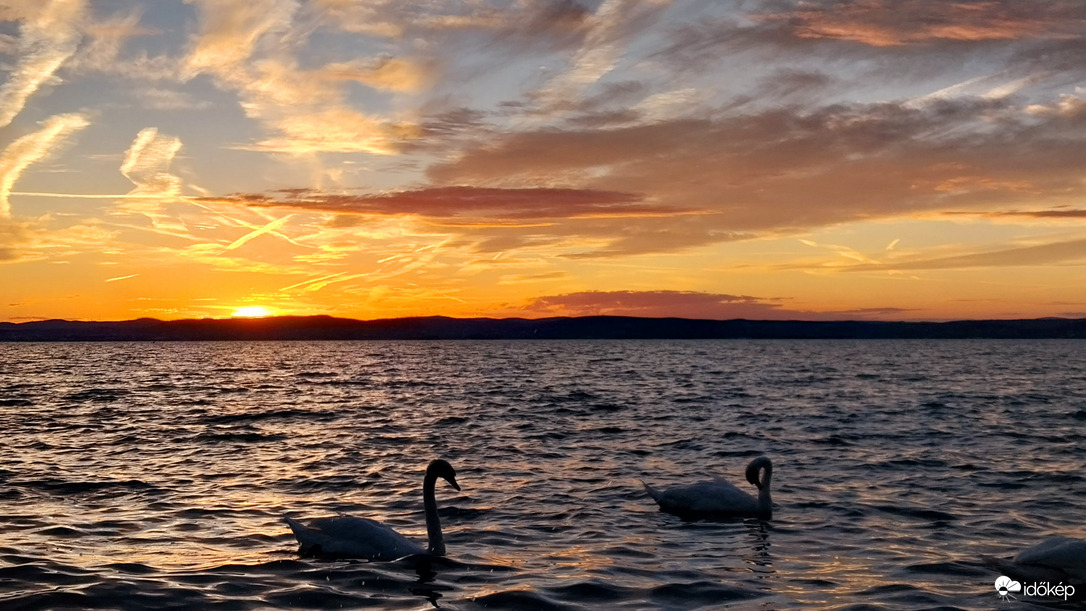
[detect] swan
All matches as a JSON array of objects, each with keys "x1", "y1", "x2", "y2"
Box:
[
  {"x1": 984, "y1": 536, "x2": 1086, "y2": 585},
  {"x1": 284, "y1": 459, "x2": 460, "y2": 560},
  {"x1": 643, "y1": 456, "x2": 773, "y2": 520}
]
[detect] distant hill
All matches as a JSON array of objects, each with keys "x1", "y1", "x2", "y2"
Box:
[{"x1": 2, "y1": 315, "x2": 1086, "y2": 341}]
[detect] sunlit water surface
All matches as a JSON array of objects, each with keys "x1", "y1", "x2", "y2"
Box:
[{"x1": 1, "y1": 340, "x2": 1084, "y2": 610}]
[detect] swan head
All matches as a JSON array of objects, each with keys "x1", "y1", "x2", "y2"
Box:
[
  {"x1": 745, "y1": 456, "x2": 773, "y2": 489},
  {"x1": 427, "y1": 459, "x2": 460, "y2": 491}
]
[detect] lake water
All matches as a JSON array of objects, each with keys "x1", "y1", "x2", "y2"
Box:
[{"x1": 1, "y1": 340, "x2": 1084, "y2": 610}]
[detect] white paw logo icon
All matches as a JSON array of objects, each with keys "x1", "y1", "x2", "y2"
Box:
[{"x1": 995, "y1": 575, "x2": 1022, "y2": 601}]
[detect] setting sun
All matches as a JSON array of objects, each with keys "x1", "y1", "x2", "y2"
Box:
[{"x1": 231, "y1": 306, "x2": 274, "y2": 318}]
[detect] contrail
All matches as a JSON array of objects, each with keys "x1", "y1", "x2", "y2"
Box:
[{"x1": 223, "y1": 214, "x2": 294, "y2": 251}]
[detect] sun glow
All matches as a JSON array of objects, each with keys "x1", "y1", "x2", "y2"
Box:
[{"x1": 231, "y1": 306, "x2": 274, "y2": 318}]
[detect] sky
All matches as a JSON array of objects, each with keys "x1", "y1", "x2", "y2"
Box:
[{"x1": 1, "y1": 0, "x2": 1085, "y2": 322}]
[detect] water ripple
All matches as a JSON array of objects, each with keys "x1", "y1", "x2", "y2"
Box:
[{"x1": 0, "y1": 340, "x2": 1084, "y2": 609}]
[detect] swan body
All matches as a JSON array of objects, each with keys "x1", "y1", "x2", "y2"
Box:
[
  {"x1": 285, "y1": 459, "x2": 460, "y2": 561},
  {"x1": 644, "y1": 456, "x2": 773, "y2": 520},
  {"x1": 986, "y1": 536, "x2": 1086, "y2": 585}
]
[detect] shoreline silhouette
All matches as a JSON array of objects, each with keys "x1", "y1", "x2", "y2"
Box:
[{"x1": 3, "y1": 315, "x2": 1086, "y2": 341}]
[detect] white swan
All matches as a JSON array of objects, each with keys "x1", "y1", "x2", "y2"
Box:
[
  {"x1": 985, "y1": 536, "x2": 1086, "y2": 585},
  {"x1": 643, "y1": 456, "x2": 773, "y2": 520},
  {"x1": 284, "y1": 459, "x2": 460, "y2": 560}
]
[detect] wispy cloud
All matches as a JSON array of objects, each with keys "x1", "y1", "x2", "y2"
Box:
[
  {"x1": 114, "y1": 127, "x2": 185, "y2": 227},
  {"x1": 183, "y1": 0, "x2": 298, "y2": 77},
  {"x1": 0, "y1": 113, "x2": 90, "y2": 217},
  {"x1": 533, "y1": 0, "x2": 670, "y2": 114},
  {"x1": 847, "y1": 236, "x2": 1086, "y2": 271},
  {"x1": 0, "y1": 0, "x2": 86, "y2": 128},
  {"x1": 64, "y1": 7, "x2": 154, "y2": 74},
  {"x1": 0, "y1": 219, "x2": 35, "y2": 262},
  {"x1": 307, "y1": 0, "x2": 591, "y2": 47},
  {"x1": 120, "y1": 128, "x2": 182, "y2": 197},
  {"x1": 182, "y1": 0, "x2": 421, "y2": 155},
  {"x1": 320, "y1": 57, "x2": 434, "y2": 93}
]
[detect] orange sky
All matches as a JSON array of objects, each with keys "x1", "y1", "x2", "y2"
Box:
[{"x1": 2, "y1": 1, "x2": 1086, "y2": 322}]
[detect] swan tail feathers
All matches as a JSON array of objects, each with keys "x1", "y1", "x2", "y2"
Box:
[
  {"x1": 284, "y1": 516, "x2": 324, "y2": 556},
  {"x1": 284, "y1": 515, "x2": 307, "y2": 535},
  {"x1": 641, "y1": 480, "x2": 663, "y2": 504}
]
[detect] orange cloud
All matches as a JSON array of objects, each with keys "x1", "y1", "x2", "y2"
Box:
[
  {"x1": 183, "y1": 0, "x2": 419, "y2": 155},
  {"x1": 202, "y1": 186, "x2": 657, "y2": 220},
  {"x1": 321, "y1": 57, "x2": 434, "y2": 93},
  {"x1": 428, "y1": 98, "x2": 1086, "y2": 243},
  {"x1": 757, "y1": 0, "x2": 1084, "y2": 47},
  {"x1": 520, "y1": 290, "x2": 906, "y2": 320},
  {"x1": 0, "y1": 113, "x2": 90, "y2": 217}
]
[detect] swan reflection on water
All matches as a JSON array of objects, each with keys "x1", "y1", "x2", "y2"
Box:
[
  {"x1": 285, "y1": 459, "x2": 460, "y2": 561},
  {"x1": 643, "y1": 456, "x2": 774, "y2": 521}
]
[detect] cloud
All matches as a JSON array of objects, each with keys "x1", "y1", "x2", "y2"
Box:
[
  {"x1": 222, "y1": 214, "x2": 295, "y2": 251},
  {"x1": 655, "y1": 2, "x2": 1086, "y2": 91},
  {"x1": 234, "y1": 104, "x2": 419, "y2": 155},
  {"x1": 112, "y1": 127, "x2": 199, "y2": 238},
  {"x1": 0, "y1": 0, "x2": 86, "y2": 128},
  {"x1": 64, "y1": 7, "x2": 155, "y2": 74},
  {"x1": 132, "y1": 87, "x2": 213, "y2": 111},
  {"x1": 183, "y1": 0, "x2": 298, "y2": 77},
  {"x1": 498, "y1": 271, "x2": 571, "y2": 285},
  {"x1": 1028, "y1": 93, "x2": 1086, "y2": 120},
  {"x1": 197, "y1": 83, "x2": 1086, "y2": 259},
  {"x1": 120, "y1": 128, "x2": 182, "y2": 199},
  {"x1": 847, "y1": 236, "x2": 1086, "y2": 271},
  {"x1": 752, "y1": 0, "x2": 1085, "y2": 47},
  {"x1": 0, "y1": 112, "x2": 89, "y2": 217},
  {"x1": 201, "y1": 185, "x2": 732, "y2": 263},
  {"x1": 428, "y1": 95, "x2": 1086, "y2": 253},
  {"x1": 963, "y1": 208, "x2": 1086, "y2": 219},
  {"x1": 532, "y1": 0, "x2": 670, "y2": 114},
  {"x1": 519, "y1": 290, "x2": 921, "y2": 320},
  {"x1": 201, "y1": 186, "x2": 659, "y2": 220},
  {"x1": 320, "y1": 57, "x2": 434, "y2": 93},
  {"x1": 0, "y1": 219, "x2": 35, "y2": 262},
  {"x1": 308, "y1": 0, "x2": 592, "y2": 48},
  {"x1": 105, "y1": 273, "x2": 139, "y2": 282},
  {"x1": 522, "y1": 290, "x2": 802, "y2": 319},
  {"x1": 0, "y1": 215, "x2": 117, "y2": 265},
  {"x1": 182, "y1": 0, "x2": 422, "y2": 154}
]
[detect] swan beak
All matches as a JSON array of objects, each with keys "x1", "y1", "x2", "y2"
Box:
[
  {"x1": 746, "y1": 463, "x2": 762, "y2": 489},
  {"x1": 447, "y1": 476, "x2": 461, "y2": 492}
]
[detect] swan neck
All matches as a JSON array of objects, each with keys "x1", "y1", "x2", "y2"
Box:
[{"x1": 423, "y1": 471, "x2": 445, "y2": 556}]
